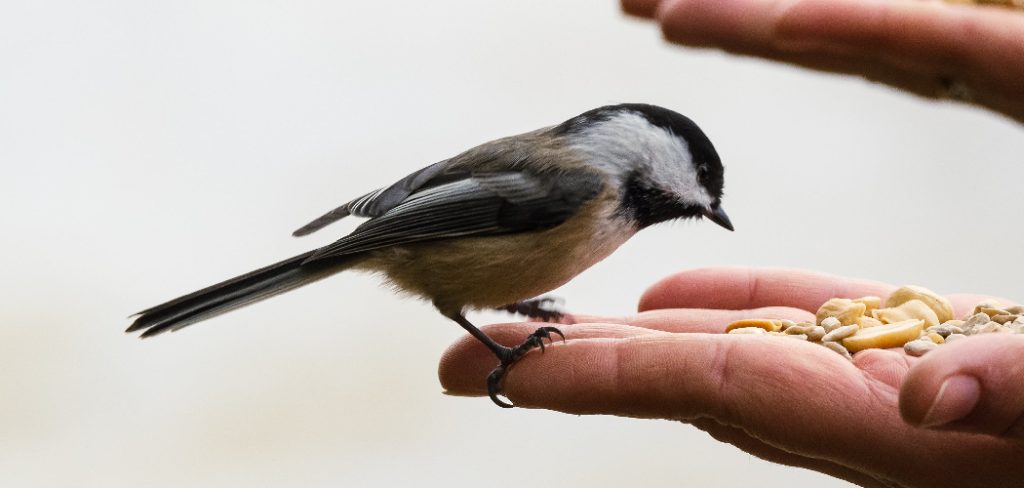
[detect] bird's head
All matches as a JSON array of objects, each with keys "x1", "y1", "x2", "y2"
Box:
[{"x1": 557, "y1": 103, "x2": 732, "y2": 231}]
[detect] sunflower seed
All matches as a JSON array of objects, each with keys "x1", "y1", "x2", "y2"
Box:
[{"x1": 905, "y1": 340, "x2": 938, "y2": 357}]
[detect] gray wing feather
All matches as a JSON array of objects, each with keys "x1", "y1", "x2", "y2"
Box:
[
  {"x1": 303, "y1": 171, "x2": 603, "y2": 263},
  {"x1": 292, "y1": 161, "x2": 460, "y2": 237}
]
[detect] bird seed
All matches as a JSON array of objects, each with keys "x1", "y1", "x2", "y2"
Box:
[{"x1": 725, "y1": 284, "x2": 1021, "y2": 360}]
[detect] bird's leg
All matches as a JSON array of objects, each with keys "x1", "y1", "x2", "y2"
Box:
[
  {"x1": 445, "y1": 311, "x2": 564, "y2": 408},
  {"x1": 500, "y1": 296, "x2": 570, "y2": 323}
]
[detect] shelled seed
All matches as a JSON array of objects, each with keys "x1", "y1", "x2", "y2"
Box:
[
  {"x1": 843, "y1": 319, "x2": 924, "y2": 353},
  {"x1": 945, "y1": 333, "x2": 967, "y2": 343},
  {"x1": 927, "y1": 324, "x2": 963, "y2": 337},
  {"x1": 805, "y1": 326, "x2": 827, "y2": 341},
  {"x1": 823, "y1": 341, "x2": 853, "y2": 360},
  {"x1": 728, "y1": 327, "x2": 767, "y2": 335},
  {"x1": 726, "y1": 319, "x2": 782, "y2": 333},
  {"x1": 905, "y1": 340, "x2": 938, "y2": 357},
  {"x1": 820, "y1": 316, "x2": 843, "y2": 332},
  {"x1": 822, "y1": 324, "x2": 859, "y2": 343},
  {"x1": 816, "y1": 298, "x2": 867, "y2": 326}
]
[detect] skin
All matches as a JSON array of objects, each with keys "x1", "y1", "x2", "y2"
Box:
[
  {"x1": 620, "y1": 0, "x2": 1024, "y2": 124},
  {"x1": 438, "y1": 267, "x2": 1024, "y2": 488}
]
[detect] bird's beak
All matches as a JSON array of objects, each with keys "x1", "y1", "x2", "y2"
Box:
[{"x1": 703, "y1": 204, "x2": 734, "y2": 231}]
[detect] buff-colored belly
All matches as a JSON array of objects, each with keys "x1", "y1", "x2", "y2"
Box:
[{"x1": 355, "y1": 198, "x2": 636, "y2": 313}]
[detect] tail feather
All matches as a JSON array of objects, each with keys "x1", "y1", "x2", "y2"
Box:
[
  {"x1": 292, "y1": 205, "x2": 351, "y2": 237},
  {"x1": 128, "y1": 250, "x2": 352, "y2": 338}
]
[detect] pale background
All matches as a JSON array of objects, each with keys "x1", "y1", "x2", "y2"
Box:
[{"x1": 2, "y1": 1, "x2": 1022, "y2": 487}]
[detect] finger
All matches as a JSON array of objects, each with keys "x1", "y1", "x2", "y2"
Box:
[
  {"x1": 718, "y1": 44, "x2": 968, "y2": 110},
  {"x1": 575, "y1": 306, "x2": 815, "y2": 333},
  {"x1": 773, "y1": 0, "x2": 1024, "y2": 100},
  {"x1": 900, "y1": 334, "x2": 1024, "y2": 440},
  {"x1": 638, "y1": 267, "x2": 894, "y2": 313},
  {"x1": 621, "y1": 0, "x2": 662, "y2": 18},
  {"x1": 689, "y1": 418, "x2": 890, "y2": 488},
  {"x1": 504, "y1": 334, "x2": 862, "y2": 421},
  {"x1": 655, "y1": 0, "x2": 792, "y2": 51},
  {"x1": 439, "y1": 329, "x2": 1024, "y2": 486},
  {"x1": 438, "y1": 322, "x2": 665, "y2": 396},
  {"x1": 443, "y1": 326, "x2": 868, "y2": 415},
  {"x1": 765, "y1": 48, "x2": 1024, "y2": 125},
  {"x1": 852, "y1": 348, "x2": 914, "y2": 390},
  {"x1": 636, "y1": 268, "x2": 1013, "y2": 324},
  {"x1": 655, "y1": 0, "x2": 1024, "y2": 123}
]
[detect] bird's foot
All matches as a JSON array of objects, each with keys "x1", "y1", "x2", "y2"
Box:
[
  {"x1": 501, "y1": 297, "x2": 571, "y2": 323},
  {"x1": 487, "y1": 326, "x2": 565, "y2": 408}
]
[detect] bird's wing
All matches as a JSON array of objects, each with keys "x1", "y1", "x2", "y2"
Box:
[
  {"x1": 302, "y1": 170, "x2": 605, "y2": 263},
  {"x1": 292, "y1": 161, "x2": 467, "y2": 237}
]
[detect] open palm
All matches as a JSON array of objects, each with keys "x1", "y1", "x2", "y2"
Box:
[{"x1": 439, "y1": 268, "x2": 1024, "y2": 488}]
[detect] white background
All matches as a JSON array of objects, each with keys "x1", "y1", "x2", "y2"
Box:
[{"x1": 2, "y1": 1, "x2": 1022, "y2": 487}]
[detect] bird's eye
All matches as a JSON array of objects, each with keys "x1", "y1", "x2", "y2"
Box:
[{"x1": 696, "y1": 165, "x2": 708, "y2": 185}]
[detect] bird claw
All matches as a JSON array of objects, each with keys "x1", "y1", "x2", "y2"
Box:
[
  {"x1": 534, "y1": 326, "x2": 565, "y2": 352},
  {"x1": 486, "y1": 326, "x2": 565, "y2": 408},
  {"x1": 487, "y1": 366, "x2": 514, "y2": 408}
]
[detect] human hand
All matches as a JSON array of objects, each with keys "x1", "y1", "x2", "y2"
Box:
[
  {"x1": 438, "y1": 268, "x2": 1024, "y2": 488},
  {"x1": 620, "y1": 0, "x2": 1024, "y2": 124}
]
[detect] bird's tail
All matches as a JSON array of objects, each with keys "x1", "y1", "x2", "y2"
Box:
[{"x1": 126, "y1": 251, "x2": 356, "y2": 338}]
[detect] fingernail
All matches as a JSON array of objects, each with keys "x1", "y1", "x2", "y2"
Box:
[{"x1": 920, "y1": 375, "x2": 981, "y2": 428}]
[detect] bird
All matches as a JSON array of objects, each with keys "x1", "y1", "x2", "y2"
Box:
[{"x1": 127, "y1": 103, "x2": 733, "y2": 408}]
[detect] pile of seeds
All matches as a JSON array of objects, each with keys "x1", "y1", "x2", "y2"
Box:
[{"x1": 726, "y1": 285, "x2": 1024, "y2": 359}]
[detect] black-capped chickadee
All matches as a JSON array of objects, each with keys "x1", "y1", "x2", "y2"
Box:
[{"x1": 127, "y1": 103, "x2": 732, "y2": 407}]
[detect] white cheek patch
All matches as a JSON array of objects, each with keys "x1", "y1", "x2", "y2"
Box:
[
  {"x1": 645, "y1": 123, "x2": 712, "y2": 208},
  {"x1": 569, "y1": 112, "x2": 713, "y2": 208}
]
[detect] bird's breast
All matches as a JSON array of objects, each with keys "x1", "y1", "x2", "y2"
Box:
[{"x1": 358, "y1": 192, "x2": 636, "y2": 313}]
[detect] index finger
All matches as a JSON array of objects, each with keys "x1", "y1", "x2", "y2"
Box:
[{"x1": 639, "y1": 267, "x2": 895, "y2": 312}]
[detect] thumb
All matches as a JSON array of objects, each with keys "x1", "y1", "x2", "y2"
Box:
[{"x1": 900, "y1": 334, "x2": 1024, "y2": 440}]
